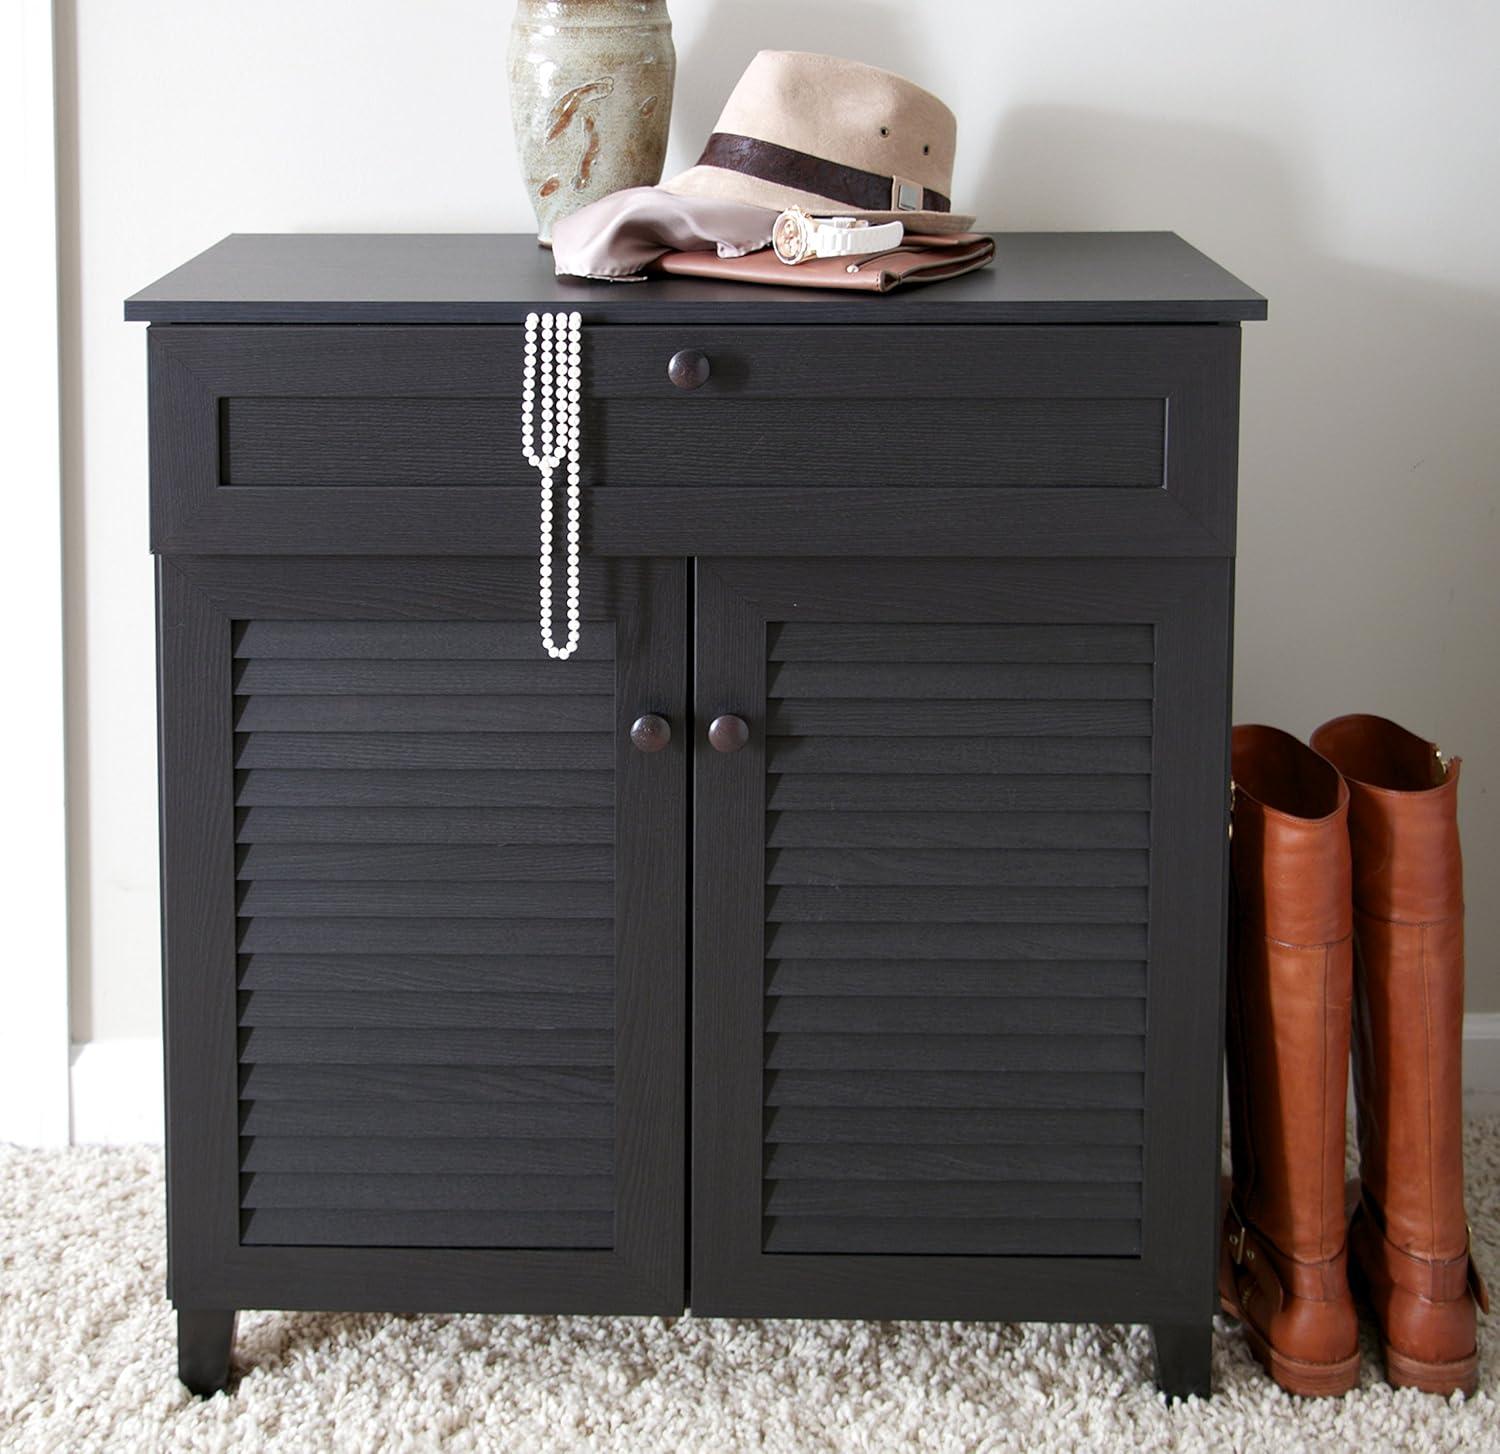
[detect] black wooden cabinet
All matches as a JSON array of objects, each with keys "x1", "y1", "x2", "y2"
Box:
[{"x1": 129, "y1": 233, "x2": 1264, "y2": 1400}]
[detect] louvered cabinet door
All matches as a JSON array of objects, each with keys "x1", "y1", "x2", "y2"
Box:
[
  {"x1": 158, "y1": 556, "x2": 684, "y2": 1314},
  {"x1": 692, "y1": 558, "x2": 1231, "y2": 1325}
]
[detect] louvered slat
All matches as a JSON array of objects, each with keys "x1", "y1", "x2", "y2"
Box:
[
  {"x1": 765, "y1": 775, "x2": 1150, "y2": 812},
  {"x1": 764, "y1": 885, "x2": 1148, "y2": 923},
  {"x1": 763, "y1": 1180, "x2": 1141, "y2": 1218},
  {"x1": 239, "y1": 1172, "x2": 615, "y2": 1210},
  {"x1": 239, "y1": 1137, "x2": 613, "y2": 1175},
  {"x1": 765, "y1": 922, "x2": 1147, "y2": 960},
  {"x1": 237, "y1": 990, "x2": 614, "y2": 1029},
  {"x1": 766, "y1": 736, "x2": 1152, "y2": 775},
  {"x1": 763, "y1": 1034, "x2": 1145, "y2": 1072},
  {"x1": 763, "y1": 1143, "x2": 1141, "y2": 1182},
  {"x1": 240, "y1": 1210, "x2": 613, "y2": 1248},
  {"x1": 765, "y1": 959, "x2": 1147, "y2": 998},
  {"x1": 767, "y1": 698, "x2": 1152, "y2": 737},
  {"x1": 235, "y1": 695, "x2": 612, "y2": 733},
  {"x1": 239, "y1": 1102, "x2": 614, "y2": 1138},
  {"x1": 235, "y1": 807, "x2": 615, "y2": 844},
  {"x1": 761, "y1": 1218, "x2": 1141, "y2": 1256},
  {"x1": 764, "y1": 996, "x2": 1146, "y2": 1036},
  {"x1": 238, "y1": 918, "x2": 614, "y2": 955},
  {"x1": 763, "y1": 1070, "x2": 1144, "y2": 1109},
  {"x1": 766, "y1": 810, "x2": 1149, "y2": 849},
  {"x1": 236, "y1": 881, "x2": 613, "y2": 918},
  {"x1": 235, "y1": 843, "x2": 615, "y2": 881},
  {"x1": 234, "y1": 658, "x2": 614, "y2": 694},
  {"x1": 238, "y1": 1064, "x2": 615, "y2": 1103},
  {"x1": 237, "y1": 953, "x2": 612, "y2": 993},
  {"x1": 767, "y1": 661, "x2": 1153, "y2": 700},
  {"x1": 768, "y1": 622, "x2": 1154, "y2": 663},
  {"x1": 234, "y1": 618, "x2": 618, "y2": 1250},
  {"x1": 765, "y1": 848, "x2": 1149, "y2": 887},
  {"x1": 235, "y1": 620, "x2": 613, "y2": 660},
  {"x1": 235, "y1": 733, "x2": 614, "y2": 771},
  {"x1": 763, "y1": 1107, "x2": 1144, "y2": 1145},
  {"x1": 762, "y1": 620, "x2": 1150, "y2": 1258},
  {"x1": 237, "y1": 1028, "x2": 615, "y2": 1066},
  {"x1": 234, "y1": 769, "x2": 612, "y2": 807}
]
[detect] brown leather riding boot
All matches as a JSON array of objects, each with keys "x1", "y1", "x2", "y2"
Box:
[
  {"x1": 1220, "y1": 725, "x2": 1360, "y2": 1395},
  {"x1": 1310, "y1": 714, "x2": 1489, "y2": 1396}
]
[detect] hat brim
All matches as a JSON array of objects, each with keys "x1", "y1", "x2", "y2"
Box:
[{"x1": 661, "y1": 164, "x2": 975, "y2": 236}]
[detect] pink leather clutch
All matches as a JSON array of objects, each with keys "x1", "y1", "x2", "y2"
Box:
[{"x1": 650, "y1": 232, "x2": 996, "y2": 293}]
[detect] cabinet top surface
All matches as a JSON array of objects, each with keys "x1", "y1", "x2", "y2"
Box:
[{"x1": 125, "y1": 232, "x2": 1266, "y2": 325}]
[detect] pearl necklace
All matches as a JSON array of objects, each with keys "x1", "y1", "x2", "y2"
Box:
[{"x1": 520, "y1": 310, "x2": 582, "y2": 660}]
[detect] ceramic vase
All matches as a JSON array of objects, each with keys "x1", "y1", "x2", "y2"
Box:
[{"x1": 508, "y1": 0, "x2": 676, "y2": 245}]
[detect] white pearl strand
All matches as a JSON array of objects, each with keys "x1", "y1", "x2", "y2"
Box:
[{"x1": 520, "y1": 310, "x2": 582, "y2": 660}]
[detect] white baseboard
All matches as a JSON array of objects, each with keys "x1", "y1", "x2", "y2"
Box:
[
  {"x1": 1463, "y1": 1013, "x2": 1500, "y2": 1100},
  {"x1": 69, "y1": 1038, "x2": 163, "y2": 1145},
  {"x1": 54, "y1": 1017, "x2": 1500, "y2": 1147}
]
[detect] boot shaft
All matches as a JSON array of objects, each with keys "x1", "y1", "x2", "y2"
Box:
[
  {"x1": 1227, "y1": 726, "x2": 1353, "y2": 1268},
  {"x1": 1309, "y1": 714, "x2": 1468, "y2": 1262},
  {"x1": 1231, "y1": 724, "x2": 1352, "y2": 944},
  {"x1": 1310, "y1": 713, "x2": 1462, "y2": 924}
]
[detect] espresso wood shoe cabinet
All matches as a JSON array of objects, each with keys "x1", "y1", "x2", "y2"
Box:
[{"x1": 127, "y1": 233, "x2": 1264, "y2": 1399}]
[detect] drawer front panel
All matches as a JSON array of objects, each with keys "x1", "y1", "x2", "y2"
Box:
[
  {"x1": 692, "y1": 558, "x2": 1231, "y2": 1323},
  {"x1": 150, "y1": 324, "x2": 1237, "y2": 556},
  {"x1": 159, "y1": 556, "x2": 684, "y2": 1312},
  {"x1": 221, "y1": 393, "x2": 1163, "y2": 491}
]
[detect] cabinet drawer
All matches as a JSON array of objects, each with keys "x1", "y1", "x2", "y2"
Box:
[
  {"x1": 215, "y1": 329, "x2": 1165, "y2": 490},
  {"x1": 149, "y1": 324, "x2": 1238, "y2": 556}
]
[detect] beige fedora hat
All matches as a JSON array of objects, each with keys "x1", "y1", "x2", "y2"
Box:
[{"x1": 661, "y1": 51, "x2": 975, "y2": 235}]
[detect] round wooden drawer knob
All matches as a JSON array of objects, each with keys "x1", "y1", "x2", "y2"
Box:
[
  {"x1": 708, "y1": 714, "x2": 750, "y2": 753},
  {"x1": 629, "y1": 714, "x2": 672, "y2": 752},
  {"x1": 667, "y1": 348, "x2": 711, "y2": 390}
]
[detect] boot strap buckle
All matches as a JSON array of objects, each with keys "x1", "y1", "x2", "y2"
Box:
[{"x1": 1227, "y1": 1203, "x2": 1249, "y2": 1264}]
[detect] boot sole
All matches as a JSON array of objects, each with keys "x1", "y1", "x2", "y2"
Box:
[
  {"x1": 1219, "y1": 1294, "x2": 1361, "y2": 1397},
  {"x1": 1381, "y1": 1342, "x2": 1478, "y2": 1398}
]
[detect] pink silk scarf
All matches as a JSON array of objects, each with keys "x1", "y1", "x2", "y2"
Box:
[{"x1": 552, "y1": 186, "x2": 779, "y2": 281}]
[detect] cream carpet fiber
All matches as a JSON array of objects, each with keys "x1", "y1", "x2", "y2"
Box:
[{"x1": 4, "y1": 1133, "x2": 1499, "y2": 1453}]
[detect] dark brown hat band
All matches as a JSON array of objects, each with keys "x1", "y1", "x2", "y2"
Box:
[{"x1": 694, "y1": 132, "x2": 951, "y2": 214}]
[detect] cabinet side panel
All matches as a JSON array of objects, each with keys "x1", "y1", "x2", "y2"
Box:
[{"x1": 1138, "y1": 561, "x2": 1233, "y2": 1312}]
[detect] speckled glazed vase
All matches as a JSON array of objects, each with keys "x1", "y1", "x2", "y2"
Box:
[{"x1": 508, "y1": 0, "x2": 676, "y2": 245}]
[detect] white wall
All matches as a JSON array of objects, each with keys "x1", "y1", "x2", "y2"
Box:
[
  {"x1": 61, "y1": 0, "x2": 1500, "y2": 1051},
  {"x1": 0, "y1": 0, "x2": 70, "y2": 1144}
]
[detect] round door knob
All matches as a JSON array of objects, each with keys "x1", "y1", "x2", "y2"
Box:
[
  {"x1": 708, "y1": 714, "x2": 750, "y2": 753},
  {"x1": 629, "y1": 714, "x2": 672, "y2": 753},
  {"x1": 667, "y1": 348, "x2": 711, "y2": 390}
]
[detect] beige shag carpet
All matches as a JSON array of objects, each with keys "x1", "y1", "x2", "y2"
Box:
[{"x1": 3, "y1": 1134, "x2": 1499, "y2": 1453}]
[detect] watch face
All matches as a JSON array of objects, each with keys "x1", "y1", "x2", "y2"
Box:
[{"x1": 772, "y1": 209, "x2": 811, "y2": 264}]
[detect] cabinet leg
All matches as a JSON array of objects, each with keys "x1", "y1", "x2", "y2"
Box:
[
  {"x1": 1150, "y1": 1321, "x2": 1212, "y2": 1400},
  {"x1": 177, "y1": 1308, "x2": 237, "y2": 1396}
]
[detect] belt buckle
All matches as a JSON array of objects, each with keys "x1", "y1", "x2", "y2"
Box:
[{"x1": 892, "y1": 177, "x2": 922, "y2": 212}]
